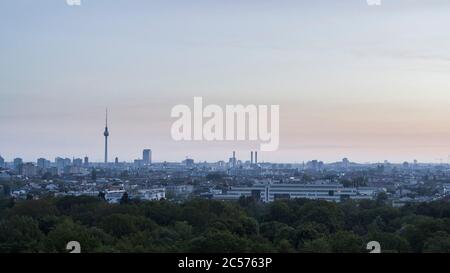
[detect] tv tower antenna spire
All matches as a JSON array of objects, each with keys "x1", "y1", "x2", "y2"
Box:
[{"x1": 103, "y1": 108, "x2": 109, "y2": 164}]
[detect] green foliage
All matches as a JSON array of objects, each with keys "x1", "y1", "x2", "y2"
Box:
[
  {"x1": 327, "y1": 231, "x2": 364, "y2": 253},
  {"x1": 43, "y1": 218, "x2": 112, "y2": 252},
  {"x1": 422, "y1": 231, "x2": 450, "y2": 253},
  {"x1": 188, "y1": 230, "x2": 251, "y2": 253},
  {"x1": 296, "y1": 221, "x2": 329, "y2": 248},
  {"x1": 367, "y1": 232, "x2": 410, "y2": 253},
  {"x1": 1, "y1": 195, "x2": 450, "y2": 252},
  {"x1": 100, "y1": 214, "x2": 156, "y2": 238},
  {"x1": 296, "y1": 201, "x2": 344, "y2": 232},
  {"x1": 301, "y1": 237, "x2": 332, "y2": 253},
  {"x1": 0, "y1": 216, "x2": 44, "y2": 252}
]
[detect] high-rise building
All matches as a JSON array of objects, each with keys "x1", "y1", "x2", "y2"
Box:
[
  {"x1": 22, "y1": 163, "x2": 37, "y2": 177},
  {"x1": 103, "y1": 108, "x2": 109, "y2": 164},
  {"x1": 0, "y1": 155, "x2": 4, "y2": 168},
  {"x1": 183, "y1": 158, "x2": 194, "y2": 166},
  {"x1": 73, "y1": 158, "x2": 83, "y2": 167},
  {"x1": 37, "y1": 158, "x2": 50, "y2": 169},
  {"x1": 134, "y1": 159, "x2": 143, "y2": 168},
  {"x1": 84, "y1": 156, "x2": 89, "y2": 167},
  {"x1": 64, "y1": 158, "x2": 71, "y2": 166},
  {"x1": 143, "y1": 149, "x2": 152, "y2": 165},
  {"x1": 54, "y1": 157, "x2": 65, "y2": 175},
  {"x1": 115, "y1": 157, "x2": 119, "y2": 164},
  {"x1": 37, "y1": 158, "x2": 45, "y2": 169},
  {"x1": 13, "y1": 158, "x2": 23, "y2": 171},
  {"x1": 342, "y1": 158, "x2": 350, "y2": 168}
]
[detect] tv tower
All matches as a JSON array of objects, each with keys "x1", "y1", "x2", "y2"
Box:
[{"x1": 103, "y1": 108, "x2": 109, "y2": 164}]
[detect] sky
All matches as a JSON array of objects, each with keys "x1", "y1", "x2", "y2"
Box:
[{"x1": 2, "y1": 0, "x2": 450, "y2": 163}]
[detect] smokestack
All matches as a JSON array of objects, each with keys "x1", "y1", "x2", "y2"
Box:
[
  {"x1": 255, "y1": 151, "x2": 258, "y2": 164},
  {"x1": 233, "y1": 151, "x2": 236, "y2": 167},
  {"x1": 251, "y1": 151, "x2": 253, "y2": 164}
]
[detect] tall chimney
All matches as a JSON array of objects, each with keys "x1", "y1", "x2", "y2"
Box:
[
  {"x1": 255, "y1": 151, "x2": 258, "y2": 165},
  {"x1": 251, "y1": 151, "x2": 253, "y2": 164}
]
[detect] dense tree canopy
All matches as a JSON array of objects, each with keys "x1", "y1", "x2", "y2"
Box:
[{"x1": 1, "y1": 195, "x2": 450, "y2": 253}]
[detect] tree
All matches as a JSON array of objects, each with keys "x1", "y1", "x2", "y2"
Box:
[
  {"x1": 100, "y1": 214, "x2": 155, "y2": 238},
  {"x1": 120, "y1": 192, "x2": 129, "y2": 204},
  {"x1": 301, "y1": 237, "x2": 332, "y2": 253},
  {"x1": 9, "y1": 198, "x2": 58, "y2": 219},
  {"x1": 98, "y1": 191, "x2": 106, "y2": 201},
  {"x1": 3, "y1": 194, "x2": 450, "y2": 253},
  {"x1": 368, "y1": 232, "x2": 410, "y2": 253},
  {"x1": 398, "y1": 214, "x2": 445, "y2": 252},
  {"x1": 0, "y1": 216, "x2": 44, "y2": 253},
  {"x1": 423, "y1": 232, "x2": 450, "y2": 253},
  {"x1": 267, "y1": 201, "x2": 293, "y2": 224},
  {"x1": 188, "y1": 230, "x2": 250, "y2": 253},
  {"x1": 173, "y1": 221, "x2": 193, "y2": 240},
  {"x1": 295, "y1": 221, "x2": 328, "y2": 248},
  {"x1": 44, "y1": 218, "x2": 112, "y2": 252},
  {"x1": 7, "y1": 197, "x2": 15, "y2": 208},
  {"x1": 328, "y1": 231, "x2": 364, "y2": 253},
  {"x1": 277, "y1": 239, "x2": 295, "y2": 253},
  {"x1": 260, "y1": 221, "x2": 296, "y2": 244},
  {"x1": 296, "y1": 201, "x2": 344, "y2": 232},
  {"x1": 376, "y1": 192, "x2": 388, "y2": 206},
  {"x1": 3, "y1": 184, "x2": 11, "y2": 196}
]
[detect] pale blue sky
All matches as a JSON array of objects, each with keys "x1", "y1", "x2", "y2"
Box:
[{"x1": 2, "y1": 0, "x2": 450, "y2": 163}]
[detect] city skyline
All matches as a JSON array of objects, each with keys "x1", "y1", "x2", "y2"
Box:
[
  {"x1": 3, "y1": 1, "x2": 450, "y2": 162},
  {"x1": 1, "y1": 103, "x2": 450, "y2": 164}
]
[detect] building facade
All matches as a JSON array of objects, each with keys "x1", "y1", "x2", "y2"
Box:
[
  {"x1": 143, "y1": 149, "x2": 152, "y2": 165},
  {"x1": 214, "y1": 183, "x2": 374, "y2": 203}
]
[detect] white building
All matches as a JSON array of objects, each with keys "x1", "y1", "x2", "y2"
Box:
[
  {"x1": 213, "y1": 183, "x2": 374, "y2": 203},
  {"x1": 105, "y1": 190, "x2": 126, "y2": 204},
  {"x1": 166, "y1": 185, "x2": 194, "y2": 195},
  {"x1": 136, "y1": 188, "x2": 165, "y2": 201},
  {"x1": 442, "y1": 184, "x2": 450, "y2": 195},
  {"x1": 357, "y1": 187, "x2": 386, "y2": 197},
  {"x1": 104, "y1": 188, "x2": 166, "y2": 203}
]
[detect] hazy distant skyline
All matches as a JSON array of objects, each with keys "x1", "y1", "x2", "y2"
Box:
[{"x1": 2, "y1": 0, "x2": 450, "y2": 163}]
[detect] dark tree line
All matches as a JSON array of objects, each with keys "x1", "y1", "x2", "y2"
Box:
[{"x1": 1, "y1": 195, "x2": 450, "y2": 253}]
